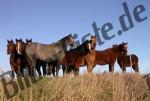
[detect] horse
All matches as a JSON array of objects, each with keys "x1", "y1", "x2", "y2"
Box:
[
  {"x1": 25, "y1": 34, "x2": 75, "y2": 76},
  {"x1": 26, "y1": 39, "x2": 48, "y2": 77},
  {"x1": 117, "y1": 51, "x2": 139, "y2": 72},
  {"x1": 16, "y1": 39, "x2": 50, "y2": 77},
  {"x1": 7, "y1": 39, "x2": 23, "y2": 78},
  {"x1": 61, "y1": 35, "x2": 97, "y2": 75},
  {"x1": 94, "y1": 42, "x2": 128, "y2": 72},
  {"x1": 84, "y1": 35, "x2": 97, "y2": 73}
]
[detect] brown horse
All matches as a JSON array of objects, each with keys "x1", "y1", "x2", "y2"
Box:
[
  {"x1": 94, "y1": 42, "x2": 128, "y2": 72},
  {"x1": 61, "y1": 35, "x2": 97, "y2": 75},
  {"x1": 7, "y1": 39, "x2": 23, "y2": 78},
  {"x1": 117, "y1": 52, "x2": 139, "y2": 72},
  {"x1": 84, "y1": 35, "x2": 97, "y2": 73}
]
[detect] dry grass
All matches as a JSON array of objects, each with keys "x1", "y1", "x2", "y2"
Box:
[{"x1": 0, "y1": 73, "x2": 150, "y2": 101}]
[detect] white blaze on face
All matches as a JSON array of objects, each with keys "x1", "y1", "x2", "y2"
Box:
[
  {"x1": 88, "y1": 43, "x2": 91, "y2": 50},
  {"x1": 17, "y1": 42, "x2": 21, "y2": 55},
  {"x1": 125, "y1": 44, "x2": 128, "y2": 51}
]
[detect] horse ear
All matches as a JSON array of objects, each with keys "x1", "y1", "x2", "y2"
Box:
[
  {"x1": 30, "y1": 38, "x2": 32, "y2": 42},
  {"x1": 26, "y1": 39, "x2": 28, "y2": 42},
  {"x1": 113, "y1": 44, "x2": 117, "y2": 47},
  {"x1": 7, "y1": 40, "x2": 10, "y2": 43},
  {"x1": 11, "y1": 39, "x2": 13, "y2": 42},
  {"x1": 69, "y1": 33, "x2": 72, "y2": 37},
  {"x1": 16, "y1": 39, "x2": 18, "y2": 42}
]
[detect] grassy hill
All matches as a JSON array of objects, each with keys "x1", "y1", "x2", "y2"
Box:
[{"x1": 0, "y1": 73, "x2": 150, "y2": 101}]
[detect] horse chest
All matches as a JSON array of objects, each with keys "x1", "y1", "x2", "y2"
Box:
[{"x1": 118, "y1": 55, "x2": 131, "y2": 66}]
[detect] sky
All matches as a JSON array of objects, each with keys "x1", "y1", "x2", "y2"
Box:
[{"x1": 0, "y1": 0, "x2": 150, "y2": 75}]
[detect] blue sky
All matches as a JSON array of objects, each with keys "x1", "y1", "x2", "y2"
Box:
[{"x1": 0, "y1": 0, "x2": 150, "y2": 74}]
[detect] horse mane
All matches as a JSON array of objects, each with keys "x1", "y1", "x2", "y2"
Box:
[
  {"x1": 58, "y1": 34, "x2": 71, "y2": 42},
  {"x1": 69, "y1": 40, "x2": 90, "y2": 51},
  {"x1": 100, "y1": 47, "x2": 115, "y2": 52},
  {"x1": 49, "y1": 34, "x2": 72, "y2": 48}
]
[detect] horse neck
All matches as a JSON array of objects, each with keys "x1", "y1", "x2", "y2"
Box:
[
  {"x1": 75, "y1": 41, "x2": 89, "y2": 52},
  {"x1": 59, "y1": 39, "x2": 68, "y2": 51},
  {"x1": 58, "y1": 38, "x2": 69, "y2": 51},
  {"x1": 93, "y1": 42, "x2": 97, "y2": 49},
  {"x1": 69, "y1": 42, "x2": 88, "y2": 55},
  {"x1": 10, "y1": 51, "x2": 18, "y2": 60},
  {"x1": 70, "y1": 45, "x2": 84, "y2": 54}
]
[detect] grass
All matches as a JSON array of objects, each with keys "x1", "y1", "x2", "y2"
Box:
[{"x1": 0, "y1": 73, "x2": 150, "y2": 101}]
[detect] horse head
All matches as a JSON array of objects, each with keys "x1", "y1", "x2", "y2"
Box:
[
  {"x1": 16, "y1": 38, "x2": 26, "y2": 55},
  {"x1": 84, "y1": 40, "x2": 93, "y2": 53},
  {"x1": 7, "y1": 39, "x2": 15, "y2": 55},
  {"x1": 117, "y1": 42, "x2": 128, "y2": 54},
  {"x1": 63, "y1": 34, "x2": 75, "y2": 48},
  {"x1": 91, "y1": 35, "x2": 97, "y2": 49}
]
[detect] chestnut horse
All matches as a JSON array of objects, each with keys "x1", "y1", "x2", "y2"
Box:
[
  {"x1": 7, "y1": 39, "x2": 23, "y2": 78},
  {"x1": 61, "y1": 35, "x2": 97, "y2": 75},
  {"x1": 94, "y1": 42, "x2": 128, "y2": 72},
  {"x1": 117, "y1": 52, "x2": 139, "y2": 72}
]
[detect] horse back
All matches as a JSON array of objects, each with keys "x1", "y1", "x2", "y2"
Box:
[
  {"x1": 26, "y1": 42, "x2": 64, "y2": 62},
  {"x1": 61, "y1": 50, "x2": 85, "y2": 66},
  {"x1": 95, "y1": 50, "x2": 117, "y2": 65}
]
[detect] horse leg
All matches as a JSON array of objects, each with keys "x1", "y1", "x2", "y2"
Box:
[
  {"x1": 28, "y1": 56, "x2": 36, "y2": 77},
  {"x1": 28, "y1": 67, "x2": 33, "y2": 77},
  {"x1": 10, "y1": 65, "x2": 15, "y2": 78},
  {"x1": 20, "y1": 67, "x2": 24, "y2": 77},
  {"x1": 62, "y1": 65, "x2": 66, "y2": 75},
  {"x1": 21, "y1": 62, "x2": 26, "y2": 77},
  {"x1": 87, "y1": 67, "x2": 92, "y2": 73},
  {"x1": 122, "y1": 67, "x2": 126, "y2": 73},
  {"x1": 109, "y1": 64, "x2": 114, "y2": 72},
  {"x1": 56, "y1": 62, "x2": 60, "y2": 76},
  {"x1": 42, "y1": 63, "x2": 47, "y2": 76},
  {"x1": 11, "y1": 71, "x2": 15, "y2": 79},
  {"x1": 15, "y1": 58, "x2": 21, "y2": 77},
  {"x1": 36, "y1": 62, "x2": 42, "y2": 77},
  {"x1": 47, "y1": 64, "x2": 52, "y2": 76},
  {"x1": 132, "y1": 64, "x2": 139, "y2": 72},
  {"x1": 52, "y1": 65, "x2": 55, "y2": 76},
  {"x1": 87, "y1": 62, "x2": 93, "y2": 73},
  {"x1": 73, "y1": 66, "x2": 79, "y2": 76}
]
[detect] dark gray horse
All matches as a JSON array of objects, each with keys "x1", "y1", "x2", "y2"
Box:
[{"x1": 25, "y1": 34, "x2": 75, "y2": 76}]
